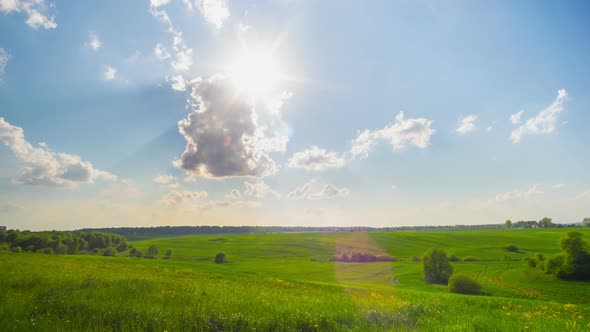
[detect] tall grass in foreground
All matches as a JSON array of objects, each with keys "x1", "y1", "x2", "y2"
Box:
[{"x1": 1, "y1": 254, "x2": 589, "y2": 331}]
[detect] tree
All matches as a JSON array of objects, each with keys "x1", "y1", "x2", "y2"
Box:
[
  {"x1": 54, "y1": 243, "x2": 68, "y2": 255},
  {"x1": 505, "y1": 220, "x2": 512, "y2": 229},
  {"x1": 165, "y1": 249, "x2": 172, "y2": 259},
  {"x1": 134, "y1": 250, "x2": 144, "y2": 258},
  {"x1": 539, "y1": 217, "x2": 554, "y2": 228},
  {"x1": 147, "y1": 245, "x2": 160, "y2": 258},
  {"x1": 546, "y1": 230, "x2": 590, "y2": 280},
  {"x1": 583, "y1": 218, "x2": 590, "y2": 228},
  {"x1": 103, "y1": 247, "x2": 118, "y2": 256},
  {"x1": 215, "y1": 252, "x2": 226, "y2": 264},
  {"x1": 422, "y1": 248, "x2": 453, "y2": 284}
]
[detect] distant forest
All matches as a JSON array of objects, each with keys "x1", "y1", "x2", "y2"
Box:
[{"x1": 79, "y1": 219, "x2": 584, "y2": 236}]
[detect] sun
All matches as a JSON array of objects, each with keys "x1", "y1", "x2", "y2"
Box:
[{"x1": 227, "y1": 44, "x2": 283, "y2": 98}]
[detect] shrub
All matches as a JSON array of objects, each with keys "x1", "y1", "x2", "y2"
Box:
[
  {"x1": 449, "y1": 255, "x2": 462, "y2": 262},
  {"x1": 91, "y1": 248, "x2": 104, "y2": 255},
  {"x1": 134, "y1": 250, "x2": 144, "y2": 258},
  {"x1": 147, "y1": 245, "x2": 160, "y2": 258},
  {"x1": 165, "y1": 249, "x2": 172, "y2": 259},
  {"x1": 129, "y1": 248, "x2": 137, "y2": 256},
  {"x1": 536, "y1": 253, "x2": 545, "y2": 261},
  {"x1": 422, "y1": 248, "x2": 453, "y2": 284},
  {"x1": 448, "y1": 273, "x2": 481, "y2": 295},
  {"x1": 527, "y1": 259, "x2": 537, "y2": 267},
  {"x1": 504, "y1": 245, "x2": 519, "y2": 253},
  {"x1": 463, "y1": 256, "x2": 479, "y2": 262},
  {"x1": 41, "y1": 247, "x2": 53, "y2": 254},
  {"x1": 103, "y1": 247, "x2": 118, "y2": 257},
  {"x1": 215, "y1": 252, "x2": 226, "y2": 264},
  {"x1": 545, "y1": 255, "x2": 565, "y2": 275},
  {"x1": 10, "y1": 246, "x2": 23, "y2": 253},
  {"x1": 411, "y1": 256, "x2": 421, "y2": 262}
]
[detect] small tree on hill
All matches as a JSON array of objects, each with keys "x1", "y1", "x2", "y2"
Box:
[
  {"x1": 215, "y1": 252, "x2": 226, "y2": 264},
  {"x1": 448, "y1": 273, "x2": 481, "y2": 295},
  {"x1": 422, "y1": 248, "x2": 453, "y2": 284},
  {"x1": 505, "y1": 220, "x2": 512, "y2": 229},
  {"x1": 147, "y1": 245, "x2": 160, "y2": 258}
]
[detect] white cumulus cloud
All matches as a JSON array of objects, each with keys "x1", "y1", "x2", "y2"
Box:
[
  {"x1": 288, "y1": 180, "x2": 349, "y2": 200},
  {"x1": 288, "y1": 146, "x2": 346, "y2": 171},
  {"x1": 153, "y1": 174, "x2": 176, "y2": 185},
  {"x1": 196, "y1": 0, "x2": 229, "y2": 29},
  {"x1": 174, "y1": 75, "x2": 290, "y2": 179},
  {"x1": 350, "y1": 111, "x2": 434, "y2": 159},
  {"x1": 510, "y1": 90, "x2": 567, "y2": 143},
  {"x1": 455, "y1": 115, "x2": 478, "y2": 134},
  {"x1": 103, "y1": 66, "x2": 116, "y2": 80},
  {"x1": 243, "y1": 180, "x2": 279, "y2": 198},
  {"x1": 0, "y1": 117, "x2": 116, "y2": 188},
  {"x1": 88, "y1": 32, "x2": 101, "y2": 51},
  {"x1": 510, "y1": 110, "x2": 523, "y2": 125},
  {"x1": 162, "y1": 190, "x2": 208, "y2": 205},
  {"x1": 1, "y1": 0, "x2": 57, "y2": 29}
]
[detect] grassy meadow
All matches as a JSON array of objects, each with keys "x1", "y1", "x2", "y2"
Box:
[{"x1": 1, "y1": 228, "x2": 590, "y2": 331}]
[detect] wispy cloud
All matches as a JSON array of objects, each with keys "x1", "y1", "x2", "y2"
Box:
[
  {"x1": 87, "y1": 32, "x2": 101, "y2": 51},
  {"x1": 510, "y1": 90, "x2": 567, "y2": 143},
  {"x1": 496, "y1": 184, "x2": 544, "y2": 202},
  {"x1": 350, "y1": 111, "x2": 434, "y2": 159},
  {"x1": 0, "y1": 48, "x2": 9, "y2": 79}
]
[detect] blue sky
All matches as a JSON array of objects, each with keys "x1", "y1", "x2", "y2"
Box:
[{"x1": 1, "y1": 0, "x2": 589, "y2": 230}]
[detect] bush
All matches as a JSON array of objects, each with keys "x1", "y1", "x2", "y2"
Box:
[
  {"x1": 411, "y1": 256, "x2": 421, "y2": 262},
  {"x1": 463, "y1": 256, "x2": 479, "y2": 262},
  {"x1": 536, "y1": 253, "x2": 545, "y2": 261},
  {"x1": 165, "y1": 249, "x2": 172, "y2": 259},
  {"x1": 103, "y1": 247, "x2": 118, "y2": 257},
  {"x1": 129, "y1": 248, "x2": 137, "y2": 256},
  {"x1": 527, "y1": 259, "x2": 537, "y2": 267},
  {"x1": 134, "y1": 250, "x2": 144, "y2": 258},
  {"x1": 545, "y1": 255, "x2": 565, "y2": 275},
  {"x1": 41, "y1": 247, "x2": 53, "y2": 254},
  {"x1": 422, "y1": 249, "x2": 453, "y2": 284},
  {"x1": 504, "y1": 245, "x2": 519, "y2": 253},
  {"x1": 147, "y1": 245, "x2": 160, "y2": 258},
  {"x1": 448, "y1": 273, "x2": 482, "y2": 295},
  {"x1": 10, "y1": 246, "x2": 23, "y2": 253},
  {"x1": 215, "y1": 252, "x2": 226, "y2": 264},
  {"x1": 449, "y1": 255, "x2": 461, "y2": 262}
]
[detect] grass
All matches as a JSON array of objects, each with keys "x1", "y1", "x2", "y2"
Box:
[{"x1": 1, "y1": 228, "x2": 590, "y2": 331}]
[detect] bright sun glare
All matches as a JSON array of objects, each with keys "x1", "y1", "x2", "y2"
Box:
[{"x1": 227, "y1": 45, "x2": 283, "y2": 98}]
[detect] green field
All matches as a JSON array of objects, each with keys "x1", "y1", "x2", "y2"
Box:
[{"x1": 1, "y1": 229, "x2": 590, "y2": 331}]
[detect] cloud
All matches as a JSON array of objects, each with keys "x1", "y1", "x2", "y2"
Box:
[
  {"x1": 243, "y1": 180, "x2": 279, "y2": 198},
  {"x1": 573, "y1": 189, "x2": 590, "y2": 201},
  {"x1": 552, "y1": 183, "x2": 565, "y2": 190},
  {"x1": 510, "y1": 110, "x2": 523, "y2": 125},
  {"x1": 510, "y1": 90, "x2": 567, "y2": 143},
  {"x1": 150, "y1": 0, "x2": 171, "y2": 7},
  {"x1": 154, "y1": 43, "x2": 171, "y2": 60},
  {"x1": 162, "y1": 190, "x2": 208, "y2": 205},
  {"x1": 224, "y1": 189, "x2": 241, "y2": 199},
  {"x1": 1, "y1": 0, "x2": 57, "y2": 29},
  {"x1": 153, "y1": 174, "x2": 176, "y2": 185},
  {"x1": 287, "y1": 146, "x2": 346, "y2": 171},
  {"x1": 196, "y1": 0, "x2": 229, "y2": 29},
  {"x1": 350, "y1": 111, "x2": 434, "y2": 159},
  {"x1": 87, "y1": 32, "x2": 101, "y2": 51},
  {"x1": 149, "y1": 4, "x2": 193, "y2": 71},
  {"x1": 0, "y1": 48, "x2": 9, "y2": 79},
  {"x1": 288, "y1": 180, "x2": 349, "y2": 200},
  {"x1": 103, "y1": 66, "x2": 116, "y2": 80},
  {"x1": 168, "y1": 75, "x2": 186, "y2": 91},
  {"x1": 174, "y1": 75, "x2": 289, "y2": 178},
  {"x1": 455, "y1": 115, "x2": 478, "y2": 134},
  {"x1": 495, "y1": 184, "x2": 544, "y2": 202},
  {"x1": 0, "y1": 117, "x2": 116, "y2": 188},
  {"x1": 486, "y1": 121, "x2": 496, "y2": 132}
]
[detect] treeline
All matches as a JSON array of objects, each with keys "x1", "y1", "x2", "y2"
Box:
[
  {"x1": 0, "y1": 228, "x2": 130, "y2": 255},
  {"x1": 79, "y1": 224, "x2": 510, "y2": 236},
  {"x1": 507, "y1": 217, "x2": 582, "y2": 229}
]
